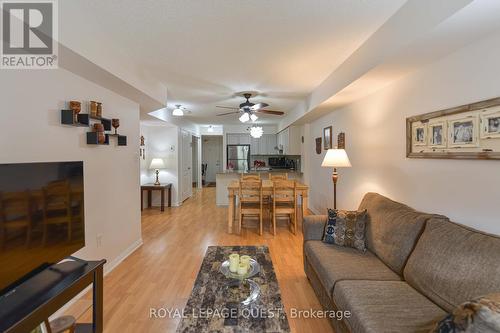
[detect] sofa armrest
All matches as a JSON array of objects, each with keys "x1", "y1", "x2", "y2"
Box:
[{"x1": 303, "y1": 215, "x2": 327, "y2": 241}]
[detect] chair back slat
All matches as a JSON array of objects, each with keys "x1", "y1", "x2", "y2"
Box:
[
  {"x1": 272, "y1": 180, "x2": 296, "y2": 204},
  {"x1": 239, "y1": 180, "x2": 262, "y2": 203},
  {"x1": 269, "y1": 173, "x2": 288, "y2": 181},
  {"x1": 241, "y1": 174, "x2": 261, "y2": 181}
]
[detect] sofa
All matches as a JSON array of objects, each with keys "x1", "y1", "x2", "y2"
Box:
[{"x1": 303, "y1": 192, "x2": 500, "y2": 333}]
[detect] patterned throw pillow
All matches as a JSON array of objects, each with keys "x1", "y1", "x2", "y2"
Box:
[
  {"x1": 431, "y1": 293, "x2": 500, "y2": 333},
  {"x1": 322, "y1": 208, "x2": 367, "y2": 252}
]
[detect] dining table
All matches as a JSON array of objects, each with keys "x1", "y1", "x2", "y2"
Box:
[{"x1": 226, "y1": 179, "x2": 309, "y2": 234}]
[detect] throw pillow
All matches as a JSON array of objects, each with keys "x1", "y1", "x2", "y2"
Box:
[
  {"x1": 322, "y1": 209, "x2": 367, "y2": 252},
  {"x1": 431, "y1": 293, "x2": 500, "y2": 333}
]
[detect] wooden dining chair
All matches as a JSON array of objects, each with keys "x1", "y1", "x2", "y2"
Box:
[
  {"x1": 238, "y1": 180, "x2": 263, "y2": 235},
  {"x1": 0, "y1": 190, "x2": 32, "y2": 248},
  {"x1": 269, "y1": 173, "x2": 288, "y2": 180},
  {"x1": 42, "y1": 180, "x2": 72, "y2": 245},
  {"x1": 271, "y1": 180, "x2": 297, "y2": 235},
  {"x1": 241, "y1": 174, "x2": 261, "y2": 181}
]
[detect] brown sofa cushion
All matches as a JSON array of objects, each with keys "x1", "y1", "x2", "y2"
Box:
[
  {"x1": 334, "y1": 280, "x2": 446, "y2": 333},
  {"x1": 304, "y1": 241, "x2": 401, "y2": 296},
  {"x1": 404, "y1": 218, "x2": 500, "y2": 313},
  {"x1": 358, "y1": 192, "x2": 435, "y2": 275}
]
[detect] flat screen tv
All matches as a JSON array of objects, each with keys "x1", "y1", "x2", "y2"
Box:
[{"x1": 0, "y1": 161, "x2": 85, "y2": 294}]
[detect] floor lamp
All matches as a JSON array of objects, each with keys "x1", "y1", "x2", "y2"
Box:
[{"x1": 321, "y1": 149, "x2": 351, "y2": 209}]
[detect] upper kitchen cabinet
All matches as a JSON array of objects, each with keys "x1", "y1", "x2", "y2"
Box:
[
  {"x1": 250, "y1": 134, "x2": 277, "y2": 155},
  {"x1": 277, "y1": 126, "x2": 302, "y2": 155}
]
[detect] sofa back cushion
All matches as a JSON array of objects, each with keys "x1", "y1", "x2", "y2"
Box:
[
  {"x1": 358, "y1": 192, "x2": 433, "y2": 275},
  {"x1": 404, "y1": 218, "x2": 500, "y2": 313}
]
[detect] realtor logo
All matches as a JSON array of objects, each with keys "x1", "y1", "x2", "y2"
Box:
[{"x1": 1, "y1": 0, "x2": 58, "y2": 69}]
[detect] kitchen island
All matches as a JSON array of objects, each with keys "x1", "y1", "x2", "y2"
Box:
[{"x1": 215, "y1": 169, "x2": 303, "y2": 206}]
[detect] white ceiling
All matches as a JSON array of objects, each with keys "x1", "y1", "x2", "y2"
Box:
[{"x1": 59, "y1": 0, "x2": 406, "y2": 125}]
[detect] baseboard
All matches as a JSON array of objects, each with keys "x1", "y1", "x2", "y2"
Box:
[{"x1": 50, "y1": 238, "x2": 144, "y2": 320}]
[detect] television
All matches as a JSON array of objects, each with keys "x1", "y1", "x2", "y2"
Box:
[{"x1": 0, "y1": 161, "x2": 85, "y2": 295}]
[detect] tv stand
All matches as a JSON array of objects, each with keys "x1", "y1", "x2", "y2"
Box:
[{"x1": 0, "y1": 258, "x2": 106, "y2": 333}]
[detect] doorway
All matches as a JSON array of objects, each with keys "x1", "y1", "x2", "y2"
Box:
[
  {"x1": 202, "y1": 135, "x2": 223, "y2": 187},
  {"x1": 192, "y1": 135, "x2": 201, "y2": 188},
  {"x1": 181, "y1": 130, "x2": 193, "y2": 202}
]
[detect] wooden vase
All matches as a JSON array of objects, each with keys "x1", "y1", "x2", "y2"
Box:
[
  {"x1": 90, "y1": 101, "x2": 98, "y2": 117},
  {"x1": 96, "y1": 102, "x2": 103, "y2": 118},
  {"x1": 69, "y1": 101, "x2": 81, "y2": 123}
]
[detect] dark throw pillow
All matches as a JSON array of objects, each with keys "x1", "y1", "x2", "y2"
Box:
[
  {"x1": 322, "y1": 208, "x2": 367, "y2": 252},
  {"x1": 431, "y1": 293, "x2": 500, "y2": 333}
]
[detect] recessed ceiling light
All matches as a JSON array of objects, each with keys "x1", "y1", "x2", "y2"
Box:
[
  {"x1": 172, "y1": 104, "x2": 184, "y2": 116},
  {"x1": 207, "y1": 125, "x2": 214, "y2": 132}
]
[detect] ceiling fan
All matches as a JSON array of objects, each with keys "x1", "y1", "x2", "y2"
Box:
[{"x1": 216, "y1": 93, "x2": 284, "y2": 122}]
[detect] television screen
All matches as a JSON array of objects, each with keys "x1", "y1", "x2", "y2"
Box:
[{"x1": 0, "y1": 161, "x2": 85, "y2": 294}]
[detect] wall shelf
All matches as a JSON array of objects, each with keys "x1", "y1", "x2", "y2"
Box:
[
  {"x1": 60, "y1": 108, "x2": 127, "y2": 147},
  {"x1": 87, "y1": 132, "x2": 109, "y2": 145}
]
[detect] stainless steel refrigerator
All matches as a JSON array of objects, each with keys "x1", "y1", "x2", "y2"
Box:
[{"x1": 227, "y1": 144, "x2": 250, "y2": 171}]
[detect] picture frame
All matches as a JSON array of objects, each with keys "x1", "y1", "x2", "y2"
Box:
[
  {"x1": 412, "y1": 122, "x2": 427, "y2": 146},
  {"x1": 427, "y1": 121, "x2": 447, "y2": 148},
  {"x1": 315, "y1": 137, "x2": 322, "y2": 154},
  {"x1": 448, "y1": 116, "x2": 479, "y2": 148},
  {"x1": 480, "y1": 111, "x2": 500, "y2": 139},
  {"x1": 323, "y1": 126, "x2": 332, "y2": 150}
]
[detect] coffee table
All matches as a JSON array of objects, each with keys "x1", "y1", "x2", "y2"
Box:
[{"x1": 176, "y1": 246, "x2": 290, "y2": 333}]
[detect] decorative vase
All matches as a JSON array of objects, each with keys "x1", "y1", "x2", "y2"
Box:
[
  {"x1": 90, "y1": 101, "x2": 98, "y2": 117},
  {"x1": 96, "y1": 102, "x2": 103, "y2": 118},
  {"x1": 69, "y1": 101, "x2": 81, "y2": 123},
  {"x1": 93, "y1": 123, "x2": 105, "y2": 144},
  {"x1": 112, "y1": 118, "x2": 120, "y2": 135}
]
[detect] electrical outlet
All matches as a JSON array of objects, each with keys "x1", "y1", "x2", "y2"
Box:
[{"x1": 96, "y1": 234, "x2": 103, "y2": 247}]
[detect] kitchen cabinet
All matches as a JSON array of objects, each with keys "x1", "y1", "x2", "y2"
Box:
[
  {"x1": 250, "y1": 134, "x2": 277, "y2": 155},
  {"x1": 277, "y1": 126, "x2": 301, "y2": 155}
]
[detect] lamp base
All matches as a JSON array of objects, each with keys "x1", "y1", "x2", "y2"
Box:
[
  {"x1": 332, "y1": 168, "x2": 338, "y2": 210},
  {"x1": 154, "y1": 169, "x2": 161, "y2": 186}
]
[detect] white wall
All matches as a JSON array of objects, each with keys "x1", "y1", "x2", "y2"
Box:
[
  {"x1": 305, "y1": 29, "x2": 500, "y2": 235},
  {"x1": 0, "y1": 68, "x2": 142, "y2": 267},
  {"x1": 140, "y1": 124, "x2": 181, "y2": 206}
]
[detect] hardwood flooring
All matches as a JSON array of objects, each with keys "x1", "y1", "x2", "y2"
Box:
[{"x1": 69, "y1": 187, "x2": 333, "y2": 333}]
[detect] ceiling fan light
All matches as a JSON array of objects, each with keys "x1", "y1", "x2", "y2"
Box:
[
  {"x1": 250, "y1": 114, "x2": 258, "y2": 122},
  {"x1": 250, "y1": 126, "x2": 263, "y2": 138},
  {"x1": 239, "y1": 112, "x2": 250, "y2": 123}
]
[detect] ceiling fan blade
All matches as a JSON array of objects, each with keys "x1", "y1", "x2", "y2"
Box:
[
  {"x1": 250, "y1": 102, "x2": 269, "y2": 110},
  {"x1": 255, "y1": 109, "x2": 285, "y2": 115},
  {"x1": 217, "y1": 111, "x2": 241, "y2": 116},
  {"x1": 216, "y1": 106, "x2": 239, "y2": 110}
]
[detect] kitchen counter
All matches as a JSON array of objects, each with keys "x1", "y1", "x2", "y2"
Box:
[{"x1": 215, "y1": 169, "x2": 303, "y2": 206}]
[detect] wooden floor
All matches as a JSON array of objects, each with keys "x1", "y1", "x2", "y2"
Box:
[{"x1": 69, "y1": 187, "x2": 333, "y2": 333}]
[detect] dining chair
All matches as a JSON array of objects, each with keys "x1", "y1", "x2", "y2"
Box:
[
  {"x1": 238, "y1": 180, "x2": 263, "y2": 235},
  {"x1": 241, "y1": 174, "x2": 261, "y2": 181},
  {"x1": 271, "y1": 179, "x2": 297, "y2": 235},
  {"x1": 0, "y1": 190, "x2": 32, "y2": 248},
  {"x1": 42, "y1": 180, "x2": 72, "y2": 245},
  {"x1": 269, "y1": 173, "x2": 288, "y2": 180}
]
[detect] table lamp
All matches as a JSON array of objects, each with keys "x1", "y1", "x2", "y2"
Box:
[
  {"x1": 149, "y1": 158, "x2": 165, "y2": 186},
  {"x1": 321, "y1": 149, "x2": 351, "y2": 209}
]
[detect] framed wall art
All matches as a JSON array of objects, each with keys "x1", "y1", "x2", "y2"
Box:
[
  {"x1": 406, "y1": 97, "x2": 500, "y2": 160},
  {"x1": 412, "y1": 122, "x2": 427, "y2": 146},
  {"x1": 428, "y1": 121, "x2": 446, "y2": 148},
  {"x1": 323, "y1": 126, "x2": 332, "y2": 150},
  {"x1": 448, "y1": 116, "x2": 479, "y2": 148},
  {"x1": 480, "y1": 111, "x2": 500, "y2": 139}
]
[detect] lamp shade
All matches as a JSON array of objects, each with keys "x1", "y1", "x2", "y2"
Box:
[
  {"x1": 149, "y1": 158, "x2": 165, "y2": 169},
  {"x1": 321, "y1": 149, "x2": 351, "y2": 168}
]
